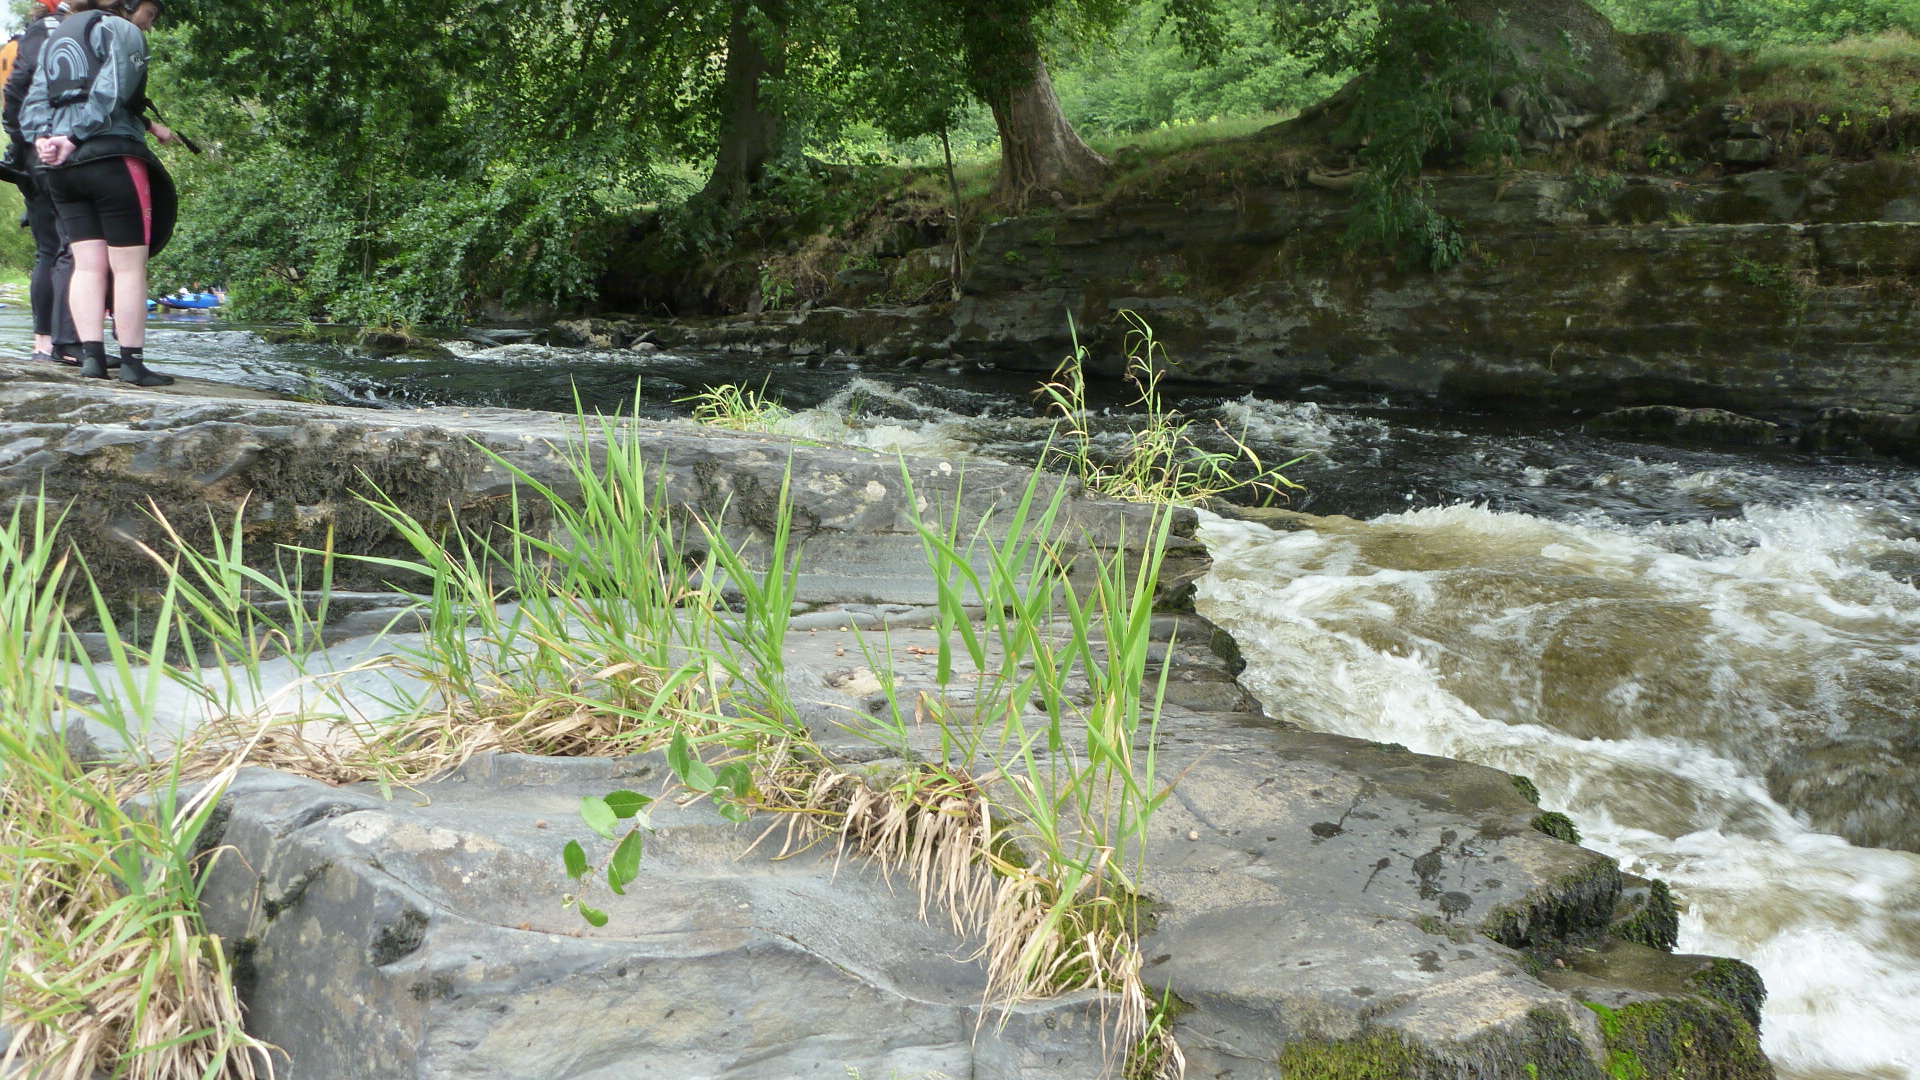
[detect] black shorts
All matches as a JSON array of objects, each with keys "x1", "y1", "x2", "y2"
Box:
[{"x1": 46, "y1": 154, "x2": 176, "y2": 252}]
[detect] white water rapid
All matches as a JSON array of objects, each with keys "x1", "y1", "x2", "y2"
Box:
[{"x1": 1197, "y1": 501, "x2": 1920, "y2": 1080}]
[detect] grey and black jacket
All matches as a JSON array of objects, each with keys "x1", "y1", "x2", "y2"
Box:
[{"x1": 20, "y1": 11, "x2": 155, "y2": 167}]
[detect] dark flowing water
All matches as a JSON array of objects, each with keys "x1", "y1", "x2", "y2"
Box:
[{"x1": 8, "y1": 311, "x2": 1919, "y2": 1078}]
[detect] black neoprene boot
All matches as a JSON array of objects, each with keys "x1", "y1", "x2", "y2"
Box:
[
  {"x1": 116, "y1": 347, "x2": 174, "y2": 387},
  {"x1": 78, "y1": 341, "x2": 109, "y2": 378}
]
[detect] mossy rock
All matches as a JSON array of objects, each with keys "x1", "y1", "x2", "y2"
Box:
[
  {"x1": 1532, "y1": 811, "x2": 1583, "y2": 844},
  {"x1": 1582, "y1": 997, "x2": 1770, "y2": 1080},
  {"x1": 1686, "y1": 957, "x2": 1767, "y2": 1031},
  {"x1": 1545, "y1": 940, "x2": 1771, "y2": 1080},
  {"x1": 1511, "y1": 774, "x2": 1542, "y2": 806},
  {"x1": 1610, "y1": 877, "x2": 1680, "y2": 952},
  {"x1": 1275, "y1": 1009, "x2": 1606, "y2": 1080}
]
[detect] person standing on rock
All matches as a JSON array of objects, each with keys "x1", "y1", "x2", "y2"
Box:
[
  {"x1": 3, "y1": 0, "x2": 84, "y2": 367},
  {"x1": 21, "y1": 0, "x2": 180, "y2": 387}
]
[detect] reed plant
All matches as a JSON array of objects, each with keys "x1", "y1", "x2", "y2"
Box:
[
  {"x1": 6, "y1": 388, "x2": 1192, "y2": 1078},
  {"x1": 678, "y1": 380, "x2": 790, "y2": 432},
  {"x1": 1040, "y1": 311, "x2": 1301, "y2": 507},
  {"x1": 1, "y1": 499, "x2": 271, "y2": 1080}
]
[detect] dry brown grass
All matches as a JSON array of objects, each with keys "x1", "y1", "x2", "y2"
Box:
[
  {"x1": 2, "y1": 743, "x2": 275, "y2": 1080},
  {"x1": 754, "y1": 753, "x2": 1177, "y2": 1076},
  {"x1": 194, "y1": 658, "x2": 713, "y2": 788}
]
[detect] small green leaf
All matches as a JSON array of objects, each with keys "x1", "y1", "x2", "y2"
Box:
[
  {"x1": 716, "y1": 801, "x2": 750, "y2": 824},
  {"x1": 714, "y1": 762, "x2": 751, "y2": 799},
  {"x1": 607, "y1": 829, "x2": 643, "y2": 893},
  {"x1": 603, "y1": 789, "x2": 654, "y2": 819},
  {"x1": 562, "y1": 840, "x2": 588, "y2": 880},
  {"x1": 667, "y1": 730, "x2": 693, "y2": 779},
  {"x1": 684, "y1": 758, "x2": 717, "y2": 793},
  {"x1": 579, "y1": 905, "x2": 609, "y2": 928},
  {"x1": 580, "y1": 795, "x2": 617, "y2": 839}
]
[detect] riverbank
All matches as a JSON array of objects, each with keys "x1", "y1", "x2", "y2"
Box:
[
  {"x1": 562, "y1": 39, "x2": 1920, "y2": 454},
  {"x1": 0, "y1": 362, "x2": 1775, "y2": 1079}
]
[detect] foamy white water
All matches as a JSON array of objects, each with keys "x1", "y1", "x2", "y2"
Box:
[{"x1": 1197, "y1": 502, "x2": 1920, "y2": 1080}]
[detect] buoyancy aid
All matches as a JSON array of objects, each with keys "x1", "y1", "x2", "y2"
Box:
[{"x1": 42, "y1": 11, "x2": 142, "y2": 110}]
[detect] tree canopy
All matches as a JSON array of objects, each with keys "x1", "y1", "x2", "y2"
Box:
[{"x1": 131, "y1": 0, "x2": 1920, "y2": 321}]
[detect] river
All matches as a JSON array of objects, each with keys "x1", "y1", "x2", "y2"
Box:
[{"x1": 8, "y1": 311, "x2": 1919, "y2": 1079}]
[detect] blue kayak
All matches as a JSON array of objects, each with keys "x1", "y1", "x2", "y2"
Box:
[{"x1": 157, "y1": 292, "x2": 221, "y2": 310}]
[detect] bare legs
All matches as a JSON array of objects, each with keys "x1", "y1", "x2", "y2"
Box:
[
  {"x1": 68, "y1": 239, "x2": 147, "y2": 345},
  {"x1": 70, "y1": 239, "x2": 169, "y2": 386}
]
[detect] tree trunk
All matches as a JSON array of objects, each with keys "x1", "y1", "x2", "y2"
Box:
[
  {"x1": 986, "y1": 55, "x2": 1109, "y2": 204},
  {"x1": 702, "y1": 0, "x2": 784, "y2": 204}
]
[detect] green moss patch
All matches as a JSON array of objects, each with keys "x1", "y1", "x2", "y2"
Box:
[
  {"x1": 1582, "y1": 997, "x2": 1771, "y2": 1080},
  {"x1": 1611, "y1": 879, "x2": 1681, "y2": 952},
  {"x1": 1278, "y1": 1031, "x2": 1428, "y2": 1080},
  {"x1": 1531, "y1": 812, "x2": 1583, "y2": 844}
]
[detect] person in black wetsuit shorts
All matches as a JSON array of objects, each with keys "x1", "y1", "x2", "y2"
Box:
[
  {"x1": 21, "y1": 0, "x2": 180, "y2": 386},
  {"x1": 2, "y1": 0, "x2": 82, "y2": 365}
]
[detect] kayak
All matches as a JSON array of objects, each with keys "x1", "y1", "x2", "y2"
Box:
[{"x1": 157, "y1": 292, "x2": 222, "y2": 310}]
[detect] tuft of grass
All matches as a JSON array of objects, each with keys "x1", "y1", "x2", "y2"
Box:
[
  {"x1": 1040, "y1": 311, "x2": 1303, "y2": 506},
  {"x1": 1, "y1": 498, "x2": 273, "y2": 1080},
  {"x1": 750, "y1": 459, "x2": 1187, "y2": 1069},
  {"x1": 6, "y1": 389, "x2": 1196, "y2": 1077},
  {"x1": 679, "y1": 380, "x2": 792, "y2": 433}
]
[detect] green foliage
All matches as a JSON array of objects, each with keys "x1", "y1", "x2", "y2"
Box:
[
  {"x1": 0, "y1": 183, "x2": 34, "y2": 275},
  {"x1": 1322, "y1": 3, "x2": 1532, "y2": 270},
  {"x1": 1596, "y1": 0, "x2": 1920, "y2": 46},
  {"x1": 1051, "y1": 0, "x2": 1344, "y2": 138},
  {"x1": 1730, "y1": 256, "x2": 1807, "y2": 312},
  {"x1": 157, "y1": 141, "x2": 620, "y2": 323},
  {"x1": 1039, "y1": 312, "x2": 1303, "y2": 505},
  {"x1": 1531, "y1": 810, "x2": 1583, "y2": 844}
]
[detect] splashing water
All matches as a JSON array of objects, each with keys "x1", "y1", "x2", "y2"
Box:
[{"x1": 1196, "y1": 501, "x2": 1920, "y2": 1080}]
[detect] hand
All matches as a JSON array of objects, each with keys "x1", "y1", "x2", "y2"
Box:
[
  {"x1": 150, "y1": 122, "x2": 175, "y2": 145},
  {"x1": 36, "y1": 135, "x2": 74, "y2": 167}
]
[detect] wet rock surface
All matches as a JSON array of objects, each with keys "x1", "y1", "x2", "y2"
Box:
[
  {"x1": 1584, "y1": 406, "x2": 1781, "y2": 447},
  {"x1": 197, "y1": 615, "x2": 1769, "y2": 1079},
  {"x1": 1, "y1": 370, "x2": 1770, "y2": 1077},
  {"x1": 0, "y1": 361, "x2": 1178, "y2": 603}
]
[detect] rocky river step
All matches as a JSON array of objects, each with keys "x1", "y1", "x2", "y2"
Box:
[
  {"x1": 0, "y1": 361, "x2": 1770, "y2": 1078},
  {"x1": 193, "y1": 614, "x2": 1769, "y2": 1079}
]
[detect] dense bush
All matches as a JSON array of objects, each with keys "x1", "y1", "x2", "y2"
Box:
[
  {"x1": 1596, "y1": 0, "x2": 1920, "y2": 45},
  {"x1": 155, "y1": 143, "x2": 623, "y2": 324},
  {"x1": 1053, "y1": 0, "x2": 1344, "y2": 136}
]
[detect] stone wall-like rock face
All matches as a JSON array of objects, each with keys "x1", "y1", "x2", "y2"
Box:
[
  {"x1": 953, "y1": 174, "x2": 1920, "y2": 417},
  {"x1": 626, "y1": 162, "x2": 1920, "y2": 434}
]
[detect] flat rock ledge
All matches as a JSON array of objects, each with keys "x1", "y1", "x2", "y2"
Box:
[
  {"x1": 0, "y1": 365, "x2": 1770, "y2": 1078},
  {"x1": 0, "y1": 359, "x2": 1197, "y2": 606},
  {"x1": 195, "y1": 615, "x2": 1770, "y2": 1080}
]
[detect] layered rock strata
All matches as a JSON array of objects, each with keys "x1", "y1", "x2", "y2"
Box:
[{"x1": 607, "y1": 162, "x2": 1920, "y2": 456}]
